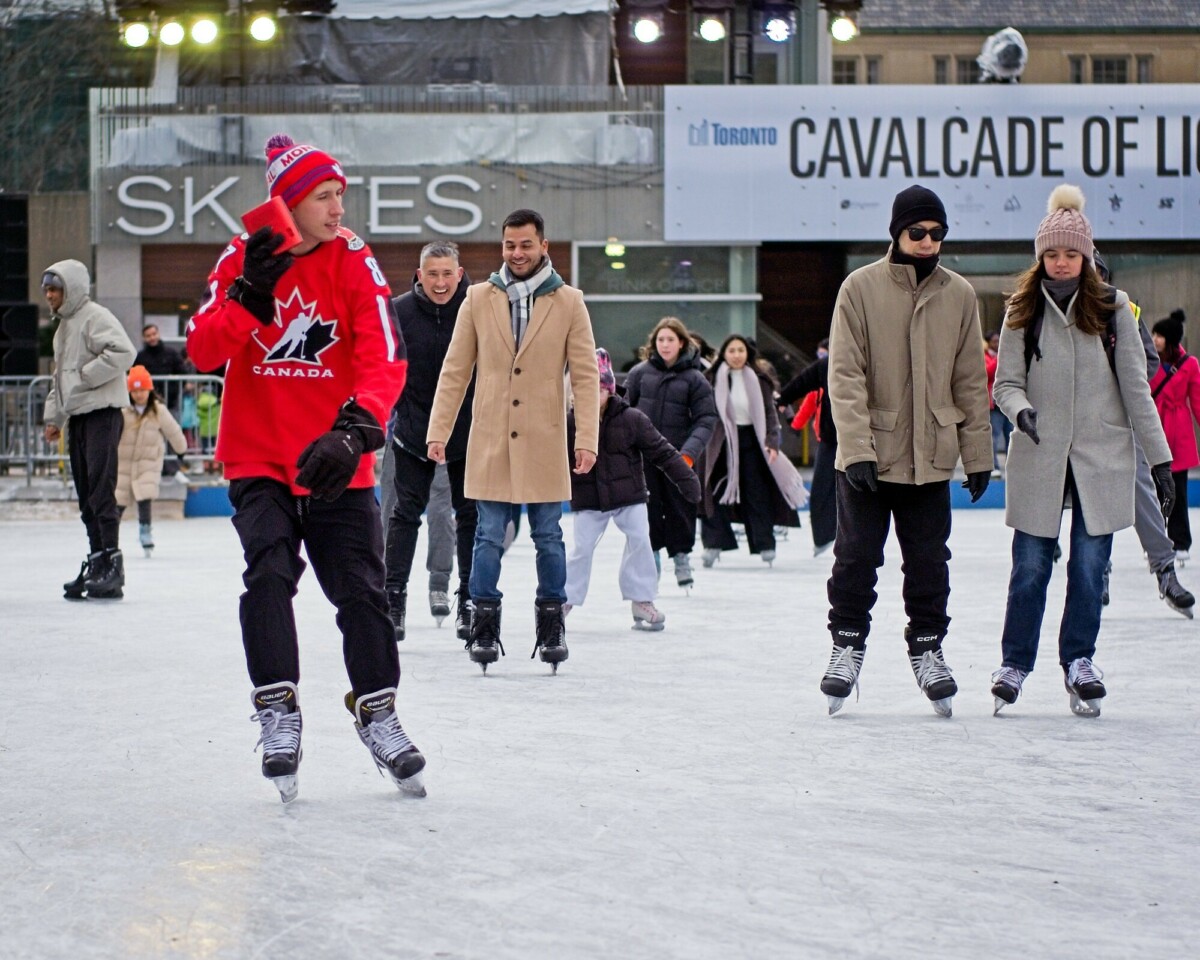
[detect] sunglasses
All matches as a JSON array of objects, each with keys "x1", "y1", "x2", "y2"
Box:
[{"x1": 906, "y1": 225, "x2": 947, "y2": 242}]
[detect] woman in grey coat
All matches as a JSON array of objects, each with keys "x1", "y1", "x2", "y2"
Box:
[{"x1": 991, "y1": 185, "x2": 1174, "y2": 718}]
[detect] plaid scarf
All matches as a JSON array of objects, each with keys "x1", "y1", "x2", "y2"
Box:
[{"x1": 500, "y1": 257, "x2": 554, "y2": 350}]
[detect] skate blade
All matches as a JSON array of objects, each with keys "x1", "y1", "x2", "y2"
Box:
[
  {"x1": 993, "y1": 696, "x2": 1010, "y2": 716},
  {"x1": 632, "y1": 621, "x2": 665, "y2": 632},
  {"x1": 1167, "y1": 600, "x2": 1195, "y2": 619},
  {"x1": 826, "y1": 695, "x2": 846, "y2": 716},
  {"x1": 391, "y1": 769, "x2": 427, "y2": 798},
  {"x1": 1069, "y1": 692, "x2": 1102, "y2": 717},
  {"x1": 550, "y1": 662, "x2": 560, "y2": 675},
  {"x1": 931, "y1": 697, "x2": 953, "y2": 718},
  {"x1": 271, "y1": 775, "x2": 298, "y2": 803},
  {"x1": 478, "y1": 662, "x2": 489, "y2": 674},
  {"x1": 434, "y1": 615, "x2": 446, "y2": 627}
]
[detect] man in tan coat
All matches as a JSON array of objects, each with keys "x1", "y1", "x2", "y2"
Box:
[
  {"x1": 427, "y1": 209, "x2": 599, "y2": 672},
  {"x1": 821, "y1": 185, "x2": 992, "y2": 718}
]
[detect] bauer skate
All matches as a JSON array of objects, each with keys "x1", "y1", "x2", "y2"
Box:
[
  {"x1": 346, "y1": 688, "x2": 426, "y2": 797},
  {"x1": 250, "y1": 681, "x2": 302, "y2": 803}
]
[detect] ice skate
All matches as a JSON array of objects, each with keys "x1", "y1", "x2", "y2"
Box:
[
  {"x1": 761, "y1": 549, "x2": 776, "y2": 567},
  {"x1": 1176, "y1": 549, "x2": 1190, "y2": 569},
  {"x1": 139, "y1": 523, "x2": 154, "y2": 558},
  {"x1": 83, "y1": 549, "x2": 124, "y2": 600},
  {"x1": 672, "y1": 553, "x2": 694, "y2": 592},
  {"x1": 345, "y1": 688, "x2": 426, "y2": 797},
  {"x1": 701, "y1": 547, "x2": 721, "y2": 568},
  {"x1": 468, "y1": 598, "x2": 503, "y2": 672},
  {"x1": 1064, "y1": 657, "x2": 1105, "y2": 717},
  {"x1": 532, "y1": 598, "x2": 568, "y2": 673},
  {"x1": 63, "y1": 552, "x2": 102, "y2": 601},
  {"x1": 250, "y1": 681, "x2": 302, "y2": 803},
  {"x1": 429, "y1": 589, "x2": 451, "y2": 627},
  {"x1": 990, "y1": 666, "x2": 1028, "y2": 716},
  {"x1": 820, "y1": 629, "x2": 865, "y2": 715},
  {"x1": 455, "y1": 587, "x2": 474, "y2": 642},
  {"x1": 905, "y1": 628, "x2": 957, "y2": 717},
  {"x1": 1157, "y1": 564, "x2": 1195, "y2": 619},
  {"x1": 387, "y1": 588, "x2": 406, "y2": 643},
  {"x1": 631, "y1": 600, "x2": 666, "y2": 632}
]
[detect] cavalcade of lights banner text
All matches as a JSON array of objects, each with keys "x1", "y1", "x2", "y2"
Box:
[{"x1": 664, "y1": 84, "x2": 1200, "y2": 242}]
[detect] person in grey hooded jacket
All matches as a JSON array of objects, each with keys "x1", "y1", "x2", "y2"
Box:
[{"x1": 41, "y1": 259, "x2": 136, "y2": 600}]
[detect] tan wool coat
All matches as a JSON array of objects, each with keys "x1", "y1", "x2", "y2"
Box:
[
  {"x1": 828, "y1": 253, "x2": 992, "y2": 484},
  {"x1": 427, "y1": 277, "x2": 599, "y2": 503},
  {"x1": 117, "y1": 403, "x2": 187, "y2": 506}
]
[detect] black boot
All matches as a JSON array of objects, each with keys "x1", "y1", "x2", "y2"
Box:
[
  {"x1": 455, "y1": 585, "x2": 473, "y2": 642},
  {"x1": 820, "y1": 627, "x2": 866, "y2": 715},
  {"x1": 905, "y1": 627, "x2": 956, "y2": 717},
  {"x1": 468, "y1": 599, "x2": 503, "y2": 672},
  {"x1": 84, "y1": 549, "x2": 124, "y2": 599},
  {"x1": 64, "y1": 552, "x2": 102, "y2": 601},
  {"x1": 387, "y1": 588, "x2": 406, "y2": 642},
  {"x1": 532, "y1": 598, "x2": 568, "y2": 672}
]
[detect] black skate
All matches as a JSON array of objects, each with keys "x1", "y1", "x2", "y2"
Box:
[
  {"x1": 455, "y1": 587, "x2": 474, "y2": 642},
  {"x1": 63, "y1": 552, "x2": 102, "y2": 601},
  {"x1": 345, "y1": 688, "x2": 426, "y2": 797},
  {"x1": 820, "y1": 628, "x2": 865, "y2": 715},
  {"x1": 990, "y1": 666, "x2": 1028, "y2": 716},
  {"x1": 1064, "y1": 657, "x2": 1105, "y2": 717},
  {"x1": 83, "y1": 549, "x2": 124, "y2": 600},
  {"x1": 250, "y1": 681, "x2": 302, "y2": 803},
  {"x1": 468, "y1": 598, "x2": 504, "y2": 672},
  {"x1": 429, "y1": 589, "x2": 451, "y2": 627},
  {"x1": 905, "y1": 628, "x2": 957, "y2": 718},
  {"x1": 532, "y1": 598, "x2": 568, "y2": 673},
  {"x1": 1157, "y1": 564, "x2": 1195, "y2": 619},
  {"x1": 387, "y1": 588, "x2": 406, "y2": 642}
]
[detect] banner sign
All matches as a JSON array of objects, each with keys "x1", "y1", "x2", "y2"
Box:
[{"x1": 665, "y1": 85, "x2": 1200, "y2": 242}]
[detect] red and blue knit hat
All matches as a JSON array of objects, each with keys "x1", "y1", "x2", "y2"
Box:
[
  {"x1": 264, "y1": 134, "x2": 346, "y2": 209},
  {"x1": 596, "y1": 348, "x2": 616, "y2": 394}
]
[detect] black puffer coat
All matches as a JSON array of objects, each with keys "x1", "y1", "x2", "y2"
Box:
[
  {"x1": 567, "y1": 393, "x2": 701, "y2": 513},
  {"x1": 623, "y1": 342, "x2": 717, "y2": 463},
  {"x1": 389, "y1": 272, "x2": 473, "y2": 461}
]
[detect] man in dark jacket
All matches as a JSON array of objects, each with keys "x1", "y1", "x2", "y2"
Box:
[{"x1": 385, "y1": 240, "x2": 476, "y2": 643}]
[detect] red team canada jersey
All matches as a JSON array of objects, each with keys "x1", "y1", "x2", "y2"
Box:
[{"x1": 187, "y1": 228, "x2": 407, "y2": 493}]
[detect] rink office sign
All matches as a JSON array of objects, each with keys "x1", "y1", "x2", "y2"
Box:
[{"x1": 664, "y1": 85, "x2": 1200, "y2": 242}]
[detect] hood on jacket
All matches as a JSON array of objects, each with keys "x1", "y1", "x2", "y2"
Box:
[
  {"x1": 650, "y1": 339, "x2": 702, "y2": 372},
  {"x1": 43, "y1": 259, "x2": 92, "y2": 318}
]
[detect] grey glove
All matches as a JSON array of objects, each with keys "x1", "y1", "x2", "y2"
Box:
[
  {"x1": 844, "y1": 461, "x2": 878, "y2": 493},
  {"x1": 1016, "y1": 408, "x2": 1040, "y2": 445}
]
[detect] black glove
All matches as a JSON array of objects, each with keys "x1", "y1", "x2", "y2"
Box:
[
  {"x1": 962, "y1": 470, "x2": 991, "y2": 503},
  {"x1": 294, "y1": 399, "x2": 384, "y2": 501},
  {"x1": 1152, "y1": 462, "x2": 1175, "y2": 519},
  {"x1": 1016, "y1": 408, "x2": 1040, "y2": 445},
  {"x1": 228, "y1": 226, "x2": 294, "y2": 325},
  {"x1": 844, "y1": 461, "x2": 878, "y2": 493}
]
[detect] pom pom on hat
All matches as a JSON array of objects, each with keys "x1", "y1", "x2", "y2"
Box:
[
  {"x1": 1035, "y1": 184, "x2": 1094, "y2": 262},
  {"x1": 1153, "y1": 309, "x2": 1187, "y2": 349},
  {"x1": 596, "y1": 347, "x2": 616, "y2": 395},
  {"x1": 127, "y1": 365, "x2": 154, "y2": 392},
  {"x1": 264, "y1": 133, "x2": 346, "y2": 209}
]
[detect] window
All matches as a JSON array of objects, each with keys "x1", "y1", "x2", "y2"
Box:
[
  {"x1": 832, "y1": 57, "x2": 858, "y2": 85},
  {"x1": 955, "y1": 56, "x2": 980, "y2": 85},
  {"x1": 934, "y1": 56, "x2": 949, "y2": 85},
  {"x1": 1092, "y1": 57, "x2": 1128, "y2": 84},
  {"x1": 865, "y1": 57, "x2": 880, "y2": 85},
  {"x1": 1137, "y1": 55, "x2": 1153, "y2": 83},
  {"x1": 1069, "y1": 56, "x2": 1085, "y2": 84}
]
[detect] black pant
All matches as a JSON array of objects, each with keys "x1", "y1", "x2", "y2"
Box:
[
  {"x1": 67, "y1": 407, "x2": 123, "y2": 553},
  {"x1": 384, "y1": 445, "x2": 476, "y2": 594},
  {"x1": 646, "y1": 464, "x2": 698, "y2": 556},
  {"x1": 700, "y1": 425, "x2": 777, "y2": 554},
  {"x1": 1168, "y1": 469, "x2": 1191, "y2": 551},
  {"x1": 828, "y1": 473, "x2": 951, "y2": 638},
  {"x1": 229, "y1": 478, "x2": 399, "y2": 697},
  {"x1": 809, "y1": 439, "x2": 837, "y2": 549}
]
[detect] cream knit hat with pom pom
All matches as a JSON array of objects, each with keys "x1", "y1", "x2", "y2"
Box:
[{"x1": 1035, "y1": 184, "x2": 1093, "y2": 262}]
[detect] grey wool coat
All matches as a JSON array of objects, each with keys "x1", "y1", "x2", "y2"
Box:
[{"x1": 993, "y1": 287, "x2": 1171, "y2": 538}]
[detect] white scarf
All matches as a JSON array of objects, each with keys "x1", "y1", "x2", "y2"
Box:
[{"x1": 501, "y1": 258, "x2": 554, "y2": 350}]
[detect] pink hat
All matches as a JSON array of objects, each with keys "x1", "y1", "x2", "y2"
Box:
[
  {"x1": 596, "y1": 348, "x2": 616, "y2": 394},
  {"x1": 1035, "y1": 184, "x2": 1093, "y2": 262},
  {"x1": 264, "y1": 134, "x2": 347, "y2": 209}
]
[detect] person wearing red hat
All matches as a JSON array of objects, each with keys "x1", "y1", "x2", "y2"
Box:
[{"x1": 187, "y1": 134, "x2": 424, "y2": 802}]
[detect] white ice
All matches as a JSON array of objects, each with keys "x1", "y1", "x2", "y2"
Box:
[{"x1": 1, "y1": 510, "x2": 1197, "y2": 959}]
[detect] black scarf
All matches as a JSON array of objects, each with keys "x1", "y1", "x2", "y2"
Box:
[{"x1": 891, "y1": 248, "x2": 939, "y2": 284}]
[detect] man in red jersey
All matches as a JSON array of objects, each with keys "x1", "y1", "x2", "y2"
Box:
[{"x1": 187, "y1": 134, "x2": 425, "y2": 803}]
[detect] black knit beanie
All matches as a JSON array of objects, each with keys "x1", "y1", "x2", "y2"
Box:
[
  {"x1": 889, "y1": 185, "x2": 948, "y2": 241},
  {"x1": 1153, "y1": 309, "x2": 1187, "y2": 349}
]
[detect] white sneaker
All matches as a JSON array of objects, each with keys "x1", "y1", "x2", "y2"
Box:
[{"x1": 631, "y1": 600, "x2": 665, "y2": 631}]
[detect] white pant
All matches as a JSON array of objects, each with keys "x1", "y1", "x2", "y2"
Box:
[{"x1": 566, "y1": 504, "x2": 658, "y2": 607}]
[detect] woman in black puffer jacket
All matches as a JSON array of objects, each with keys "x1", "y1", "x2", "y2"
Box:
[{"x1": 624, "y1": 317, "x2": 718, "y2": 588}]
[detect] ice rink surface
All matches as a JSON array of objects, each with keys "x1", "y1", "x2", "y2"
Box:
[{"x1": 2, "y1": 509, "x2": 1197, "y2": 960}]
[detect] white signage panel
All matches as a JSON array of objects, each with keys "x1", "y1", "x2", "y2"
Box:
[{"x1": 664, "y1": 85, "x2": 1200, "y2": 242}]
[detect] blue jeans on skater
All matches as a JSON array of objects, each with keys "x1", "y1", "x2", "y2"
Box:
[
  {"x1": 471, "y1": 500, "x2": 566, "y2": 603},
  {"x1": 999, "y1": 505, "x2": 1112, "y2": 674}
]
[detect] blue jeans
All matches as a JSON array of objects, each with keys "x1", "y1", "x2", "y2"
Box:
[
  {"x1": 990, "y1": 406, "x2": 1013, "y2": 468},
  {"x1": 470, "y1": 500, "x2": 566, "y2": 603},
  {"x1": 999, "y1": 508, "x2": 1112, "y2": 673}
]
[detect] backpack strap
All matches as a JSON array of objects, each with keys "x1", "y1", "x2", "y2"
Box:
[{"x1": 1102, "y1": 285, "x2": 1118, "y2": 379}]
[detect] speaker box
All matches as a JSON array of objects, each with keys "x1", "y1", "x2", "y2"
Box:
[
  {"x1": 0, "y1": 195, "x2": 29, "y2": 303},
  {"x1": 0, "y1": 302, "x2": 39, "y2": 376}
]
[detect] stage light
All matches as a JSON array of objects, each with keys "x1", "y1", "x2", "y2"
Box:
[
  {"x1": 249, "y1": 14, "x2": 277, "y2": 42},
  {"x1": 191, "y1": 18, "x2": 219, "y2": 44},
  {"x1": 121, "y1": 21, "x2": 151, "y2": 47},
  {"x1": 604, "y1": 238, "x2": 626, "y2": 258},
  {"x1": 632, "y1": 14, "x2": 663, "y2": 44},
  {"x1": 829, "y1": 15, "x2": 858, "y2": 43},
  {"x1": 697, "y1": 16, "x2": 726, "y2": 42},
  {"x1": 159, "y1": 20, "x2": 185, "y2": 46}
]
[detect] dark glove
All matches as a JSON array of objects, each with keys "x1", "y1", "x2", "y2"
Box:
[
  {"x1": 294, "y1": 399, "x2": 384, "y2": 501},
  {"x1": 228, "y1": 226, "x2": 294, "y2": 325},
  {"x1": 844, "y1": 461, "x2": 878, "y2": 493},
  {"x1": 1152, "y1": 462, "x2": 1175, "y2": 519},
  {"x1": 1016, "y1": 408, "x2": 1040, "y2": 445},
  {"x1": 962, "y1": 470, "x2": 991, "y2": 503}
]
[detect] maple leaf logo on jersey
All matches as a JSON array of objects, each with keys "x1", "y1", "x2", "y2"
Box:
[{"x1": 253, "y1": 288, "x2": 339, "y2": 365}]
